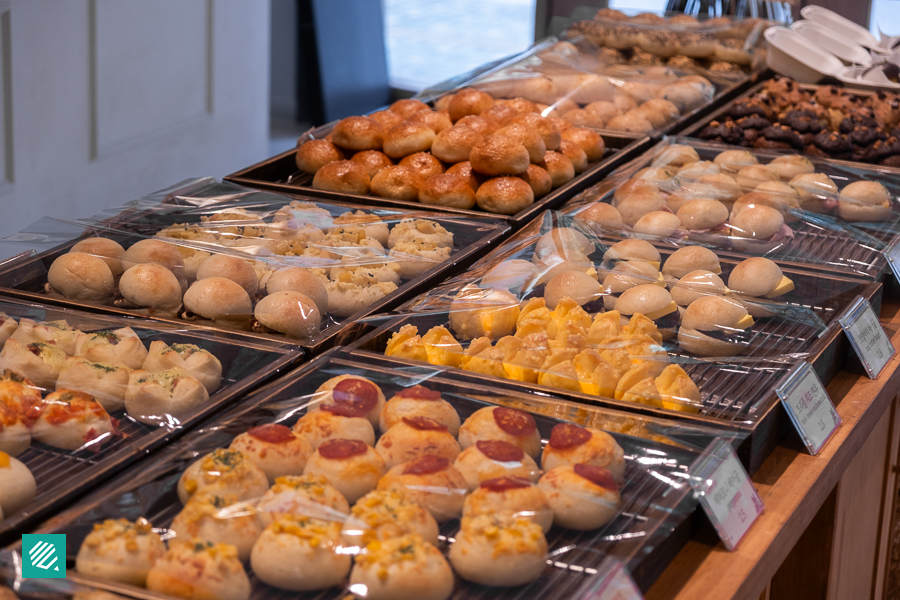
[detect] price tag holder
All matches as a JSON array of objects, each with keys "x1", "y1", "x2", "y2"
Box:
[
  {"x1": 885, "y1": 236, "x2": 900, "y2": 281},
  {"x1": 576, "y1": 557, "x2": 644, "y2": 600},
  {"x1": 689, "y1": 438, "x2": 764, "y2": 551},
  {"x1": 776, "y1": 362, "x2": 842, "y2": 455},
  {"x1": 838, "y1": 295, "x2": 895, "y2": 379}
]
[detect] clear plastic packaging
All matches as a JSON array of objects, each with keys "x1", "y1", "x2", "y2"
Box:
[
  {"x1": 563, "y1": 136, "x2": 900, "y2": 279},
  {"x1": 0, "y1": 351, "x2": 742, "y2": 597},
  {"x1": 0, "y1": 178, "x2": 507, "y2": 349},
  {"x1": 0, "y1": 295, "x2": 298, "y2": 547}
]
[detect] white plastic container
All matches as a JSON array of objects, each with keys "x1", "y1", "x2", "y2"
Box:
[
  {"x1": 765, "y1": 27, "x2": 844, "y2": 83},
  {"x1": 791, "y1": 20, "x2": 872, "y2": 66},
  {"x1": 800, "y1": 6, "x2": 884, "y2": 51}
]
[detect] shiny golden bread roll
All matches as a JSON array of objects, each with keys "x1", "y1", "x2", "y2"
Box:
[
  {"x1": 295, "y1": 139, "x2": 344, "y2": 175},
  {"x1": 370, "y1": 165, "x2": 424, "y2": 201},
  {"x1": 351, "y1": 150, "x2": 392, "y2": 179},
  {"x1": 495, "y1": 123, "x2": 547, "y2": 164},
  {"x1": 399, "y1": 152, "x2": 445, "y2": 180},
  {"x1": 480, "y1": 104, "x2": 520, "y2": 130},
  {"x1": 434, "y1": 94, "x2": 455, "y2": 111},
  {"x1": 502, "y1": 97, "x2": 539, "y2": 114},
  {"x1": 562, "y1": 108, "x2": 605, "y2": 129},
  {"x1": 311, "y1": 160, "x2": 371, "y2": 194},
  {"x1": 369, "y1": 109, "x2": 404, "y2": 131},
  {"x1": 431, "y1": 125, "x2": 482, "y2": 164},
  {"x1": 419, "y1": 173, "x2": 477, "y2": 209},
  {"x1": 407, "y1": 109, "x2": 453, "y2": 134},
  {"x1": 470, "y1": 135, "x2": 530, "y2": 176},
  {"x1": 475, "y1": 177, "x2": 535, "y2": 214},
  {"x1": 446, "y1": 161, "x2": 483, "y2": 191},
  {"x1": 448, "y1": 88, "x2": 494, "y2": 122},
  {"x1": 383, "y1": 122, "x2": 435, "y2": 159},
  {"x1": 331, "y1": 116, "x2": 384, "y2": 152},
  {"x1": 518, "y1": 164, "x2": 552, "y2": 198},
  {"x1": 510, "y1": 113, "x2": 561, "y2": 151},
  {"x1": 390, "y1": 98, "x2": 430, "y2": 118},
  {"x1": 539, "y1": 151, "x2": 576, "y2": 188},
  {"x1": 561, "y1": 127, "x2": 605, "y2": 162},
  {"x1": 456, "y1": 115, "x2": 492, "y2": 136},
  {"x1": 559, "y1": 140, "x2": 588, "y2": 173}
]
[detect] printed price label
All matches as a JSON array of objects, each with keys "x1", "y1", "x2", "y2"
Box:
[
  {"x1": 776, "y1": 362, "x2": 842, "y2": 455},
  {"x1": 689, "y1": 438, "x2": 763, "y2": 551},
  {"x1": 838, "y1": 296, "x2": 895, "y2": 379},
  {"x1": 577, "y1": 558, "x2": 644, "y2": 600}
]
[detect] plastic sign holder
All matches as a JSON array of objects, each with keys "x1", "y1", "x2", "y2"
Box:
[
  {"x1": 577, "y1": 557, "x2": 644, "y2": 600},
  {"x1": 837, "y1": 295, "x2": 895, "y2": 380},
  {"x1": 776, "y1": 361, "x2": 842, "y2": 455},
  {"x1": 689, "y1": 438, "x2": 764, "y2": 551}
]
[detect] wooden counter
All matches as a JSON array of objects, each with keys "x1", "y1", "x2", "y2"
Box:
[{"x1": 647, "y1": 299, "x2": 900, "y2": 600}]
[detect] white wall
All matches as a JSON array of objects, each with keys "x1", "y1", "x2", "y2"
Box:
[{"x1": 0, "y1": 0, "x2": 271, "y2": 239}]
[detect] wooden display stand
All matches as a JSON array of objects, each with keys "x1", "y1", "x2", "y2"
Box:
[{"x1": 648, "y1": 299, "x2": 900, "y2": 600}]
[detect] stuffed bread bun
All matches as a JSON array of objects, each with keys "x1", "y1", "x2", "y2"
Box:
[
  {"x1": 678, "y1": 295, "x2": 754, "y2": 356},
  {"x1": 729, "y1": 205, "x2": 791, "y2": 253},
  {"x1": 661, "y1": 246, "x2": 721, "y2": 283},
  {"x1": 601, "y1": 260, "x2": 664, "y2": 310},
  {"x1": 614, "y1": 284, "x2": 678, "y2": 339},
  {"x1": 727, "y1": 257, "x2": 794, "y2": 317},
  {"x1": 670, "y1": 269, "x2": 728, "y2": 307},
  {"x1": 838, "y1": 181, "x2": 894, "y2": 222}
]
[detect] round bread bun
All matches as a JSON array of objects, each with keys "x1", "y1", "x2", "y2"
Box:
[
  {"x1": 481, "y1": 104, "x2": 520, "y2": 131},
  {"x1": 379, "y1": 386, "x2": 460, "y2": 435},
  {"x1": 256, "y1": 474, "x2": 349, "y2": 527},
  {"x1": 754, "y1": 181, "x2": 801, "y2": 217},
  {"x1": 398, "y1": 152, "x2": 444, "y2": 180},
  {"x1": 122, "y1": 239, "x2": 186, "y2": 283},
  {"x1": 169, "y1": 493, "x2": 262, "y2": 561},
  {"x1": 449, "y1": 285, "x2": 519, "y2": 341},
  {"x1": 678, "y1": 295, "x2": 752, "y2": 356},
  {"x1": 303, "y1": 439, "x2": 386, "y2": 503},
  {"x1": 470, "y1": 135, "x2": 530, "y2": 176},
  {"x1": 495, "y1": 123, "x2": 547, "y2": 164},
  {"x1": 540, "y1": 150, "x2": 576, "y2": 188},
  {"x1": 390, "y1": 98, "x2": 430, "y2": 118},
  {"x1": 350, "y1": 534, "x2": 453, "y2": 600},
  {"x1": 342, "y1": 494, "x2": 439, "y2": 550},
  {"x1": 633, "y1": 210, "x2": 683, "y2": 238},
  {"x1": 662, "y1": 246, "x2": 721, "y2": 280},
  {"x1": 768, "y1": 155, "x2": 815, "y2": 181},
  {"x1": 292, "y1": 408, "x2": 376, "y2": 450},
  {"x1": 76, "y1": 518, "x2": 165, "y2": 586},
  {"x1": 406, "y1": 109, "x2": 452, "y2": 134},
  {"x1": 70, "y1": 237, "x2": 125, "y2": 277},
  {"x1": 562, "y1": 108, "x2": 605, "y2": 129},
  {"x1": 453, "y1": 441, "x2": 540, "y2": 491},
  {"x1": 614, "y1": 188, "x2": 668, "y2": 226},
  {"x1": 254, "y1": 291, "x2": 321, "y2": 340},
  {"x1": 331, "y1": 116, "x2": 384, "y2": 152},
  {"x1": 456, "y1": 115, "x2": 492, "y2": 137},
  {"x1": 511, "y1": 113, "x2": 561, "y2": 151},
  {"x1": 369, "y1": 109, "x2": 405, "y2": 131},
  {"x1": 735, "y1": 164, "x2": 779, "y2": 190},
  {"x1": 728, "y1": 257, "x2": 786, "y2": 298},
  {"x1": 229, "y1": 424, "x2": 314, "y2": 483},
  {"x1": 607, "y1": 112, "x2": 654, "y2": 134},
  {"x1": 614, "y1": 284, "x2": 676, "y2": 331},
  {"x1": 178, "y1": 448, "x2": 270, "y2": 504},
  {"x1": 448, "y1": 88, "x2": 495, "y2": 122},
  {"x1": 635, "y1": 99, "x2": 680, "y2": 128},
  {"x1": 374, "y1": 417, "x2": 461, "y2": 468},
  {"x1": 445, "y1": 161, "x2": 483, "y2": 191},
  {"x1": 48, "y1": 252, "x2": 115, "y2": 301},
  {"x1": 561, "y1": 127, "x2": 605, "y2": 162},
  {"x1": 431, "y1": 125, "x2": 481, "y2": 163},
  {"x1": 448, "y1": 514, "x2": 547, "y2": 587},
  {"x1": 670, "y1": 269, "x2": 728, "y2": 306},
  {"x1": 541, "y1": 424, "x2": 625, "y2": 479},
  {"x1": 602, "y1": 260, "x2": 663, "y2": 309},
  {"x1": 370, "y1": 165, "x2": 424, "y2": 201},
  {"x1": 677, "y1": 161, "x2": 722, "y2": 183},
  {"x1": 196, "y1": 254, "x2": 258, "y2": 296},
  {"x1": 585, "y1": 100, "x2": 621, "y2": 123},
  {"x1": 545, "y1": 270, "x2": 603, "y2": 309},
  {"x1": 481, "y1": 259, "x2": 538, "y2": 292},
  {"x1": 838, "y1": 180, "x2": 894, "y2": 222},
  {"x1": 714, "y1": 149, "x2": 758, "y2": 174},
  {"x1": 418, "y1": 173, "x2": 476, "y2": 209},
  {"x1": 312, "y1": 160, "x2": 371, "y2": 195},
  {"x1": 458, "y1": 406, "x2": 541, "y2": 458},
  {"x1": 141, "y1": 340, "x2": 222, "y2": 394},
  {"x1": 475, "y1": 176, "x2": 534, "y2": 214},
  {"x1": 603, "y1": 239, "x2": 660, "y2": 265},
  {"x1": 265, "y1": 267, "x2": 327, "y2": 312},
  {"x1": 0, "y1": 453, "x2": 36, "y2": 516},
  {"x1": 434, "y1": 94, "x2": 455, "y2": 111},
  {"x1": 383, "y1": 122, "x2": 436, "y2": 159},
  {"x1": 534, "y1": 227, "x2": 594, "y2": 260},
  {"x1": 653, "y1": 144, "x2": 699, "y2": 168},
  {"x1": 676, "y1": 198, "x2": 729, "y2": 230},
  {"x1": 296, "y1": 139, "x2": 344, "y2": 174},
  {"x1": 463, "y1": 478, "x2": 553, "y2": 533},
  {"x1": 183, "y1": 277, "x2": 253, "y2": 324},
  {"x1": 312, "y1": 374, "x2": 386, "y2": 428},
  {"x1": 75, "y1": 326, "x2": 147, "y2": 369},
  {"x1": 351, "y1": 150, "x2": 392, "y2": 179},
  {"x1": 377, "y1": 456, "x2": 468, "y2": 521},
  {"x1": 790, "y1": 172, "x2": 839, "y2": 214},
  {"x1": 119, "y1": 263, "x2": 183, "y2": 313},
  {"x1": 730, "y1": 205, "x2": 785, "y2": 246},
  {"x1": 559, "y1": 139, "x2": 588, "y2": 173},
  {"x1": 532, "y1": 251, "x2": 593, "y2": 285},
  {"x1": 517, "y1": 164, "x2": 553, "y2": 198},
  {"x1": 575, "y1": 202, "x2": 624, "y2": 232},
  {"x1": 539, "y1": 464, "x2": 621, "y2": 530},
  {"x1": 123, "y1": 367, "x2": 210, "y2": 426},
  {"x1": 501, "y1": 97, "x2": 539, "y2": 114},
  {"x1": 147, "y1": 540, "x2": 251, "y2": 600}
]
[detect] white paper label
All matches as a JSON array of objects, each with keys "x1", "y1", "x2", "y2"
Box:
[
  {"x1": 689, "y1": 438, "x2": 763, "y2": 551},
  {"x1": 776, "y1": 362, "x2": 842, "y2": 455},
  {"x1": 578, "y1": 558, "x2": 644, "y2": 600},
  {"x1": 838, "y1": 296, "x2": 895, "y2": 379}
]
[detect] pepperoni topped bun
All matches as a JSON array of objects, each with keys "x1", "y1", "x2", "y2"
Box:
[
  {"x1": 541, "y1": 423, "x2": 625, "y2": 481},
  {"x1": 250, "y1": 516, "x2": 351, "y2": 591},
  {"x1": 0, "y1": 451, "x2": 36, "y2": 516},
  {"x1": 375, "y1": 417, "x2": 461, "y2": 468},
  {"x1": 292, "y1": 405, "x2": 376, "y2": 449},
  {"x1": 453, "y1": 439, "x2": 541, "y2": 491},
  {"x1": 458, "y1": 406, "x2": 542, "y2": 458},
  {"x1": 178, "y1": 448, "x2": 269, "y2": 504},
  {"x1": 142, "y1": 341, "x2": 223, "y2": 394},
  {"x1": 31, "y1": 389, "x2": 113, "y2": 451},
  {"x1": 350, "y1": 534, "x2": 454, "y2": 600},
  {"x1": 303, "y1": 438, "x2": 385, "y2": 503},
  {"x1": 541, "y1": 463, "x2": 621, "y2": 530},
  {"x1": 74, "y1": 327, "x2": 148, "y2": 370},
  {"x1": 124, "y1": 368, "x2": 210, "y2": 426},
  {"x1": 341, "y1": 489, "x2": 440, "y2": 548},
  {"x1": 229, "y1": 424, "x2": 314, "y2": 483},
  {"x1": 463, "y1": 477, "x2": 553, "y2": 532},
  {"x1": 169, "y1": 493, "x2": 262, "y2": 561},
  {"x1": 449, "y1": 514, "x2": 547, "y2": 587},
  {"x1": 147, "y1": 539, "x2": 251, "y2": 600},
  {"x1": 379, "y1": 386, "x2": 461, "y2": 435},
  {"x1": 76, "y1": 518, "x2": 164, "y2": 586},
  {"x1": 256, "y1": 474, "x2": 349, "y2": 527},
  {"x1": 313, "y1": 375, "x2": 385, "y2": 428},
  {"x1": 0, "y1": 399, "x2": 29, "y2": 456},
  {"x1": 0, "y1": 338, "x2": 69, "y2": 389},
  {"x1": 11, "y1": 319, "x2": 80, "y2": 356},
  {"x1": 0, "y1": 369, "x2": 42, "y2": 424},
  {"x1": 376, "y1": 455, "x2": 467, "y2": 522}
]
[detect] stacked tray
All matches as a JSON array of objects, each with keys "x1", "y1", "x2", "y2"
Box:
[
  {"x1": 226, "y1": 131, "x2": 651, "y2": 230},
  {"x1": 0, "y1": 179, "x2": 510, "y2": 356},
  {"x1": 3, "y1": 350, "x2": 734, "y2": 595},
  {"x1": 0, "y1": 297, "x2": 300, "y2": 547}
]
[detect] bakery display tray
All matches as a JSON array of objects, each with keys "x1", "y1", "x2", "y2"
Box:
[
  {"x1": 0, "y1": 180, "x2": 509, "y2": 357},
  {"x1": 563, "y1": 137, "x2": 897, "y2": 284},
  {"x1": 225, "y1": 132, "x2": 651, "y2": 230},
  {"x1": 0, "y1": 297, "x2": 300, "y2": 548},
  {"x1": 8, "y1": 349, "x2": 724, "y2": 596},
  {"x1": 344, "y1": 254, "x2": 882, "y2": 475}
]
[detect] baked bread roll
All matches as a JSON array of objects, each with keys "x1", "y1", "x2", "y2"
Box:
[
  {"x1": 48, "y1": 253, "x2": 115, "y2": 301},
  {"x1": 178, "y1": 448, "x2": 269, "y2": 504},
  {"x1": 714, "y1": 149, "x2": 758, "y2": 174},
  {"x1": 449, "y1": 285, "x2": 520, "y2": 341},
  {"x1": 314, "y1": 374, "x2": 385, "y2": 427},
  {"x1": 419, "y1": 173, "x2": 477, "y2": 209},
  {"x1": 383, "y1": 122, "x2": 436, "y2": 159},
  {"x1": 463, "y1": 476, "x2": 552, "y2": 532},
  {"x1": 70, "y1": 237, "x2": 125, "y2": 278},
  {"x1": 256, "y1": 474, "x2": 349, "y2": 527},
  {"x1": 292, "y1": 405, "x2": 376, "y2": 449},
  {"x1": 728, "y1": 257, "x2": 795, "y2": 316},
  {"x1": 407, "y1": 109, "x2": 452, "y2": 134},
  {"x1": 370, "y1": 109, "x2": 405, "y2": 131},
  {"x1": 32, "y1": 389, "x2": 113, "y2": 451},
  {"x1": 539, "y1": 464, "x2": 621, "y2": 529},
  {"x1": 370, "y1": 165, "x2": 424, "y2": 201},
  {"x1": 195, "y1": 254, "x2": 258, "y2": 296},
  {"x1": 169, "y1": 493, "x2": 261, "y2": 561},
  {"x1": 146, "y1": 540, "x2": 251, "y2": 600},
  {"x1": 350, "y1": 534, "x2": 453, "y2": 600},
  {"x1": 56, "y1": 357, "x2": 130, "y2": 412},
  {"x1": 312, "y1": 160, "x2": 371, "y2": 194},
  {"x1": 448, "y1": 88, "x2": 495, "y2": 122},
  {"x1": 540, "y1": 150, "x2": 576, "y2": 188},
  {"x1": 183, "y1": 277, "x2": 253, "y2": 328},
  {"x1": 475, "y1": 176, "x2": 534, "y2": 214},
  {"x1": 458, "y1": 406, "x2": 541, "y2": 458},
  {"x1": 634, "y1": 210, "x2": 683, "y2": 238},
  {"x1": 125, "y1": 367, "x2": 209, "y2": 425},
  {"x1": 615, "y1": 284, "x2": 678, "y2": 339},
  {"x1": 295, "y1": 139, "x2": 344, "y2": 174},
  {"x1": 544, "y1": 271, "x2": 603, "y2": 309},
  {"x1": 143, "y1": 341, "x2": 222, "y2": 393},
  {"x1": 263, "y1": 267, "x2": 327, "y2": 312},
  {"x1": 541, "y1": 423, "x2": 625, "y2": 480},
  {"x1": 350, "y1": 149, "x2": 392, "y2": 179},
  {"x1": 446, "y1": 160, "x2": 484, "y2": 191},
  {"x1": 449, "y1": 514, "x2": 547, "y2": 586},
  {"x1": 379, "y1": 385, "x2": 460, "y2": 435},
  {"x1": 480, "y1": 259, "x2": 538, "y2": 292},
  {"x1": 376, "y1": 455, "x2": 468, "y2": 521},
  {"x1": 342, "y1": 489, "x2": 439, "y2": 548},
  {"x1": 768, "y1": 155, "x2": 814, "y2": 181},
  {"x1": 431, "y1": 124, "x2": 482, "y2": 163},
  {"x1": 453, "y1": 439, "x2": 540, "y2": 491},
  {"x1": 229, "y1": 424, "x2": 313, "y2": 483},
  {"x1": 332, "y1": 116, "x2": 384, "y2": 151},
  {"x1": 74, "y1": 327, "x2": 147, "y2": 369},
  {"x1": 0, "y1": 399, "x2": 30, "y2": 457},
  {"x1": 662, "y1": 246, "x2": 721, "y2": 281},
  {"x1": 575, "y1": 202, "x2": 624, "y2": 233},
  {"x1": 11, "y1": 318, "x2": 79, "y2": 355},
  {"x1": 390, "y1": 98, "x2": 430, "y2": 118},
  {"x1": 511, "y1": 113, "x2": 561, "y2": 150},
  {"x1": 678, "y1": 295, "x2": 754, "y2": 356},
  {"x1": 399, "y1": 152, "x2": 444, "y2": 180},
  {"x1": 0, "y1": 338, "x2": 68, "y2": 388},
  {"x1": 118, "y1": 263, "x2": 183, "y2": 315},
  {"x1": 303, "y1": 439, "x2": 385, "y2": 503},
  {"x1": 0, "y1": 452, "x2": 36, "y2": 516},
  {"x1": 470, "y1": 135, "x2": 530, "y2": 176},
  {"x1": 603, "y1": 239, "x2": 660, "y2": 267},
  {"x1": 76, "y1": 518, "x2": 165, "y2": 586},
  {"x1": 671, "y1": 269, "x2": 728, "y2": 306},
  {"x1": 375, "y1": 416, "x2": 461, "y2": 468},
  {"x1": 838, "y1": 180, "x2": 893, "y2": 222},
  {"x1": 254, "y1": 291, "x2": 321, "y2": 340}
]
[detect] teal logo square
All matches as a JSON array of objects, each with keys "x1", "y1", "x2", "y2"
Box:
[{"x1": 22, "y1": 534, "x2": 66, "y2": 578}]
